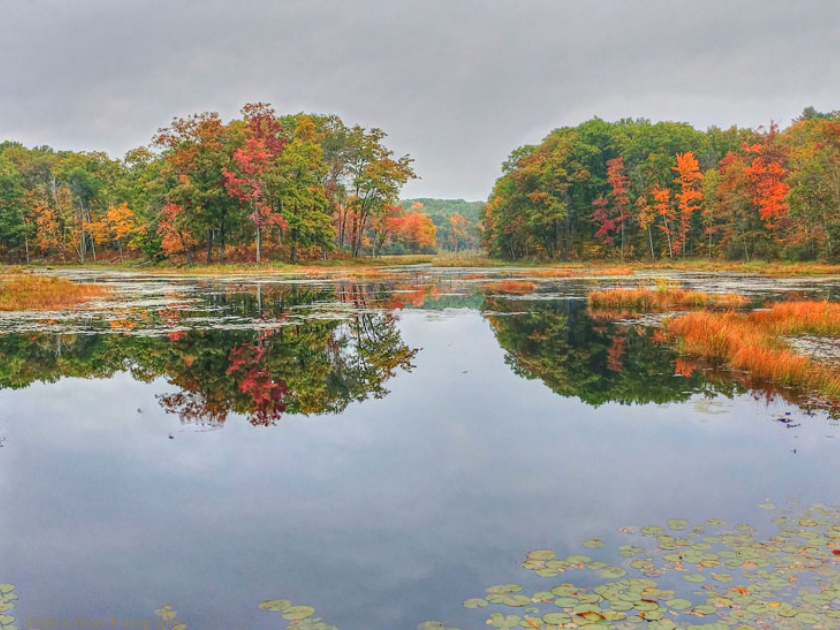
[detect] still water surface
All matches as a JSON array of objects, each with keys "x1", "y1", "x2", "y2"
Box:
[{"x1": 2, "y1": 269, "x2": 840, "y2": 628}]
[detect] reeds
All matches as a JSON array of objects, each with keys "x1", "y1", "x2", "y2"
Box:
[
  {"x1": 483, "y1": 280, "x2": 537, "y2": 294},
  {"x1": 667, "y1": 302, "x2": 840, "y2": 399},
  {"x1": 590, "y1": 266, "x2": 634, "y2": 276},
  {"x1": 528, "y1": 269, "x2": 576, "y2": 278},
  {"x1": 0, "y1": 274, "x2": 110, "y2": 311},
  {"x1": 588, "y1": 282, "x2": 748, "y2": 311}
]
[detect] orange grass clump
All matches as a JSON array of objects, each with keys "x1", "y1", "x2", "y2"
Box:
[
  {"x1": 590, "y1": 266, "x2": 634, "y2": 276},
  {"x1": 588, "y1": 283, "x2": 748, "y2": 311},
  {"x1": 667, "y1": 301, "x2": 840, "y2": 399},
  {"x1": 523, "y1": 266, "x2": 633, "y2": 279},
  {"x1": 528, "y1": 269, "x2": 576, "y2": 278},
  {"x1": 0, "y1": 274, "x2": 111, "y2": 311},
  {"x1": 483, "y1": 280, "x2": 537, "y2": 295}
]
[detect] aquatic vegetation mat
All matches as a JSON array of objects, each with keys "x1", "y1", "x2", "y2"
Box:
[{"x1": 458, "y1": 503, "x2": 840, "y2": 629}]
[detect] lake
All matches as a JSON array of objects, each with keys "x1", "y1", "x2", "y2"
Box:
[{"x1": 3, "y1": 268, "x2": 840, "y2": 630}]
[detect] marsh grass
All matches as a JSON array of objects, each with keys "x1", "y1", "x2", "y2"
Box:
[
  {"x1": 0, "y1": 274, "x2": 110, "y2": 311},
  {"x1": 482, "y1": 280, "x2": 537, "y2": 294},
  {"x1": 588, "y1": 281, "x2": 748, "y2": 311},
  {"x1": 667, "y1": 301, "x2": 840, "y2": 399}
]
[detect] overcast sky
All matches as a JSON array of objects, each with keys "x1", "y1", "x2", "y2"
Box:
[{"x1": 2, "y1": 0, "x2": 839, "y2": 200}]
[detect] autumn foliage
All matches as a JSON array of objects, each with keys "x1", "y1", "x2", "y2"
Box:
[
  {"x1": 0, "y1": 102, "x2": 419, "y2": 265},
  {"x1": 484, "y1": 111, "x2": 840, "y2": 263}
]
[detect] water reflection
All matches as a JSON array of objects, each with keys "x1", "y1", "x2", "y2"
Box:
[
  {"x1": 482, "y1": 297, "x2": 837, "y2": 417},
  {"x1": 483, "y1": 297, "x2": 742, "y2": 407},
  {"x1": 1, "y1": 279, "x2": 835, "y2": 424},
  {"x1": 0, "y1": 285, "x2": 417, "y2": 426}
]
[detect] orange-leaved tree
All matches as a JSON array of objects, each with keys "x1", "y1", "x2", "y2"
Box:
[
  {"x1": 672, "y1": 152, "x2": 703, "y2": 256},
  {"x1": 743, "y1": 124, "x2": 790, "y2": 231},
  {"x1": 606, "y1": 157, "x2": 631, "y2": 260},
  {"x1": 157, "y1": 203, "x2": 198, "y2": 264},
  {"x1": 652, "y1": 185, "x2": 675, "y2": 259}
]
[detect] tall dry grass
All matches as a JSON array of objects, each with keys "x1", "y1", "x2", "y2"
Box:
[
  {"x1": 0, "y1": 274, "x2": 110, "y2": 311},
  {"x1": 588, "y1": 281, "x2": 748, "y2": 311},
  {"x1": 482, "y1": 280, "x2": 537, "y2": 294},
  {"x1": 667, "y1": 301, "x2": 840, "y2": 399}
]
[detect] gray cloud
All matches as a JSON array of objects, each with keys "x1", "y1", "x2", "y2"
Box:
[{"x1": 1, "y1": 0, "x2": 839, "y2": 199}]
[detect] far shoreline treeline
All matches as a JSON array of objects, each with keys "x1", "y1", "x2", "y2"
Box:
[
  {"x1": 484, "y1": 107, "x2": 840, "y2": 262},
  {"x1": 2, "y1": 105, "x2": 838, "y2": 266},
  {"x1": 0, "y1": 103, "x2": 480, "y2": 266}
]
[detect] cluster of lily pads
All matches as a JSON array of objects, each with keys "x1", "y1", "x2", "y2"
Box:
[
  {"x1": 11, "y1": 503, "x2": 840, "y2": 630},
  {"x1": 462, "y1": 504, "x2": 840, "y2": 629},
  {"x1": 259, "y1": 598, "x2": 336, "y2": 630},
  {"x1": 0, "y1": 584, "x2": 15, "y2": 630}
]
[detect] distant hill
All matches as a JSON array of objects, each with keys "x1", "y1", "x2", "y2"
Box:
[
  {"x1": 400, "y1": 199, "x2": 485, "y2": 251},
  {"x1": 400, "y1": 198, "x2": 484, "y2": 223}
]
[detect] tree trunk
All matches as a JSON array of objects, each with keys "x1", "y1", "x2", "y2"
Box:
[
  {"x1": 206, "y1": 230, "x2": 214, "y2": 263},
  {"x1": 620, "y1": 220, "x2": 625, "y2": 261},
  {"x1": 648, "y1": 227, "x2": 655, "y2": 260},
  {"x1": 86, "y1": 208, "x2": 97, "y2": 262},
  {"x1": 256, "y1": 225, "x2": 261, "y2": 264},
  {"x1": 79, "y1": 206, "x2": 86, "y2": 264}
]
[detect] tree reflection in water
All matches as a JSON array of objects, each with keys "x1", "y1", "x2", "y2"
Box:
[
  {"x1": 0, "y1": 284, "x2": 417, "y2": 426},
  {"x1": 481, "y1": 297, "x2": 812, "y2": 409},
  {"x1": 0, "y1": 282, "x2": 827, "y2": 427}
]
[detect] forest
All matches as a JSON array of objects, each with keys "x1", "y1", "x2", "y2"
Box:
[
  {"x1": 399, "y1": 198, "x2": 484, "y2": 253},
  {"x1": 3, "y1": 104, "x2": 840, "y2": 266},
  {"x1": 0, "y1": 103, "x2": 466, "y2": 264},
  {"x1": 483, "y1": 107, "x2": 840, "y2": 262}
]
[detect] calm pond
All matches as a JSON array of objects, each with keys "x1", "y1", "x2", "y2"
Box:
[{"x1": 3, "y1": 268, "x2": 840, "y2": 629}]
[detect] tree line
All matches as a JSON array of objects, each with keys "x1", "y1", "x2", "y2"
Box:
[
  {"x1": 483, "y1": 107, "x2": 840, "y2": 261},
  {"x1": 400, "y1": 198, "x2": 484, "y2": 253},
  {"x1": 0, "y1": 103, "x2": 444, "y2": 264}
]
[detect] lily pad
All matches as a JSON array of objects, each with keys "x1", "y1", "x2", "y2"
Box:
[
  {"x1": 282, "y1": 605, "x2": 316, "y2": 621},
  {"x1": 527, "y1": 549, "x2": 556, "y2": 561}
]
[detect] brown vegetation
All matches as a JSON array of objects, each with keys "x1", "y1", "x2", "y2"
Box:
[
  {"x1": 483, "y1": 280, "x2": 537, "y2": 294},
  {"x1": 0, "y1": 274, "x2": 111, "y2": 311},
  {"x1": 588, "y1": 282, "x2": 748, "y2": 311},
  {"x1": 667, "y1": 301, "x2": 840, "y2": 399}
]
